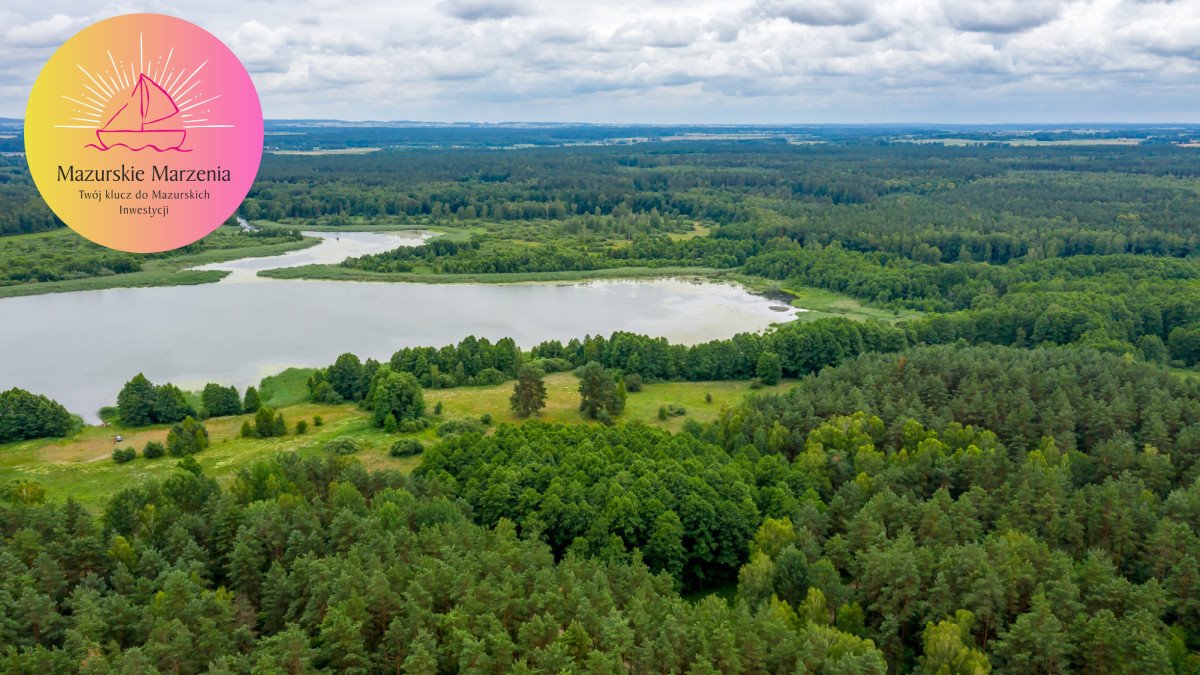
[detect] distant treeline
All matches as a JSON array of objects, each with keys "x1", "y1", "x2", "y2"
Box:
[
  {"x1": 0, "y1": 157, "x2": 61, "y2": 236},
  {"x1": 343, "y1": 235, "x2": 759, "y2": 274}
]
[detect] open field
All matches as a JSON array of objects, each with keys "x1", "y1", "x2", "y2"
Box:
[
  {"x1": 726, "y1": 274, "x2": 922, "y2": 323},
  {"x1": 0, "y1": 372, "x2": 789, "y2": 510},
  {"x1": 902, "y1": 137, "x2": 1148, "y2": 146},
  {"x1": 266, "y1": 147, "x2": 382, "y2": 155},
  {"x1": 781, "y1": 286, "x2": 923, "y2": 323}
]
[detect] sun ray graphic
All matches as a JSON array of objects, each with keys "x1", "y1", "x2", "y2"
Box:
[{"x1": 56, "y1": 33, "x2": 234, "y2": 146}]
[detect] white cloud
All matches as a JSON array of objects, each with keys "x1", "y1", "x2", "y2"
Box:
[
  {"x1": 941, "y1": 0, "x2": 1066, "y2": 33},
  {"x1": 1, "y1": 0, "x2": 1199, "y2": 122},
  {"x1": 439, "y1": 0, "x2": 527, "y2": 21},
  {"x1": 755, "y1": 0, "x2": 873, "y2": 26},
  {"x1": 3, "y1": 13, "x2": 84, "y2": 47}
]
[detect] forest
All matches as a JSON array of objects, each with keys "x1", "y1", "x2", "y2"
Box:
[{"x1": 3, "y1": 131, "x2": 1200, "y2": 672}]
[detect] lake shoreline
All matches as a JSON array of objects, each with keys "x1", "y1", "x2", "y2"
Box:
[{"x1": 0, "y1": 234, "x2": 322, "y2": 300}]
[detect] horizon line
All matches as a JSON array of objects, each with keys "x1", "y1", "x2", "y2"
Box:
[{"x1": 3, "y1": 117, "x2": 1200, "y2": 128}]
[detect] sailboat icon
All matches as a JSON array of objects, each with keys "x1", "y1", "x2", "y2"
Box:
[{"x1": 94, "y1": 73, "x2": 188, "y2": 151}]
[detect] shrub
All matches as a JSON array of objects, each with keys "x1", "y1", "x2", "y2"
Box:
[
  {"x1": 112, "y1": 447, "x2": 136, "y2": 463},
  {"x1": 254, "y1": 406, "x2": 286, "y2": 438},
  {"x1": 167, "y1": 416, "x2": 209, "y2": 456},
  {"x1": 658, "y1": 403, "x2": 687, "y2": 418},
  {"x1": 705, "y1": 392, "x2": 713, "y2": 403},
  {"x1": 383, "y1": 413, "x2": 398, "y2": 433},
  {"x1": 366, "y1": 369, "x2": 425, "y2": 426},
  {"x1": 433, "y1": 401, "x2": 444, "y2": 415},
  {"x1": 142, "y1": 440, "x2": 165, "y2": 459},
  {"x1": 324, "y1": 437, "x2": 360, "y2": 455},
  {"x1": 389, "y1": 438, "x2": 424, "y2": 457},
  {"x1": 437, "y1": 418, "x2": 485, "y2": 437},
  {"x1": 311, "y1": 381, "x2": 342, "y2": 404},
  {"x1": 398, "y1": 418, "x2": 432, "y2": 433},
  {"x1": 624, "y1": 373, "x2": 643, "y2": 392},
  {"x1": 296, "y1": 420, "x2": 308, "y2": 435},
  {"x1": 530, "y1": 357, "x2": 572, "y2": 374},
  {"x1": 473, "y1": 368, "x2": 508, "y2": 386},
  {"x1": 480, "y1": 413, "x2": 493, "y2": 426},
  {"x1": 240, "y1": 420, "x2": 254, "y2": 438},
  {"x1": 313, "y1": 415, "x2": 323, "y2": 427}
]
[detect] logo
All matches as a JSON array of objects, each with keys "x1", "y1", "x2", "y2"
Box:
[{"x1": 25, "y1": 14, "x2": 263, "y2": 253}]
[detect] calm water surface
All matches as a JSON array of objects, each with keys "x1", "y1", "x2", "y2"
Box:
[{"x1": 0, "y1": 232, "x2": 798, "y2": 421}]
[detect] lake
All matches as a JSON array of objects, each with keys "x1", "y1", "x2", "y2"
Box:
[{"x1": 0, "y1": 231, "x2": 798, "y2": 421}]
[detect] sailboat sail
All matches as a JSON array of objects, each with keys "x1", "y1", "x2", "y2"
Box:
[
  {"x1": 139, "y1": 76, "x2": 179, "y2": 127},
  {"x1": 95, "y1": 74, "x2": 187, "y2": 151}
]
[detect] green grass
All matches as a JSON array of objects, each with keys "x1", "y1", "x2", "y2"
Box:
[
  {"x1": 721, "y1": 275, "x2": 920, "y2": 324},
  {"x1": 259, "y1": 368, "x2": 318, "y2": 407},
  {"x1": 766, "y1": 285, "x2": 922, "y2": 323},
  {"x1": 0, "y1": 227, "x2": 321, "y2": 299},
  {"x1": 0, "y1": 402, "x2": 380, "y2": 509},
  {"x1": 427, "y1": 372, "x2": 792, "y2": 433},
  {"x1": 0, "y1": 372, "x2": 788, "y2": 511}
]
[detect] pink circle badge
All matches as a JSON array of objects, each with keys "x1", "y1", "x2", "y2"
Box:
[{"x1": 25, "y1": 14, "x2": 264, "y2": 253}]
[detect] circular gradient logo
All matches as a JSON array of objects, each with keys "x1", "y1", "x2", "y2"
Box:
[{"x1": 25, "y1": 14, "x2": 263, "y2": 253}]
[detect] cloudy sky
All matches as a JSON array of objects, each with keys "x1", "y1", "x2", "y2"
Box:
[{"x1": 2, "y1": 0, "x2": 1199, "y2": 123}]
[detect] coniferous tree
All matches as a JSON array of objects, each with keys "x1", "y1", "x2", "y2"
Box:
[
  {"x1": 510, "y1": 366, "x2": 548, "y2": 417},
  {"x1": 116, "y1": 373, "x2": 158, "y2": 426},
  {"x1": 242, "y1": 386, "x2": 262, "y2": 414},
  {"x1": 577, "y1": 361, "x2": 623, "y2": 420}
]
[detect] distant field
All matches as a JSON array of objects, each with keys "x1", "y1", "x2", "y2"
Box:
[
  {"x1": 0, "y1": 372, "x2": 789, "y2": 510},
  {"x1": 903, "y1": 137, "x2": 1147, "y2": 147},
  {"x1": 266, "y1": 147, "x2": 381, "y2": 155},
  {"x1": 726, "y1": 275, "x2": 920, "y2": 323}
]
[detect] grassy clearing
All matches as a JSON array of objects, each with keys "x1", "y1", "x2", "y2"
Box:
[
  {"x1": 259, "y1": 367, "x2": 317, "y2": 408},
  {"x1": 0, "y1": 372, "x2": 787, "y2": 511},
  {"x1": 668, "y1": 223, "x2": 713, "y2": 241},
  {"x1": 722, "y1": 275, "x2": 918, "y2": 324},
  {"x1": 783, "y1": 286, "x2": 922, "y2": 323},
  {"x1": 427, "y1": 372, "x2": 791, "y2": 433}
]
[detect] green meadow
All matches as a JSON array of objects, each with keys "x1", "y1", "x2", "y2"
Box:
[{"x1": 0, "y1": 372, "x2": 789, "y2": 511}]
